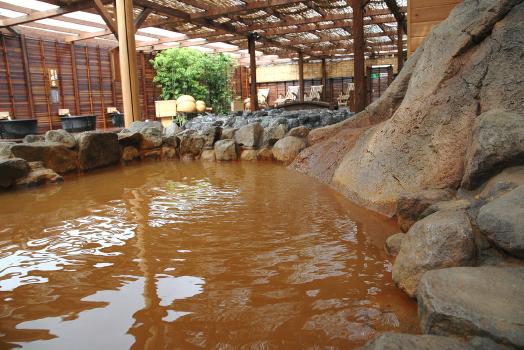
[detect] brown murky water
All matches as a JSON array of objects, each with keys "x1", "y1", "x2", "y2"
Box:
[{"x1": 0, "y1": 162, "x2": 417, "y2": 349}]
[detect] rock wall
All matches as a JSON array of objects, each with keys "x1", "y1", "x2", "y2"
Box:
[{"x1": 291, "y1": 0, "x2": 524, "y2": 216}]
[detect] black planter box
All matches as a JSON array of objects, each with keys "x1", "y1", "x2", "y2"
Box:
[
  {"x1": 61, "y1": 115, "x2": 97, "y2": 133},
  {"x1": 0, "y1": 119, "x2": 38, "y2": 139},
  {"x1": 109, "y1": 112, "x2": 124, "y2": 128}
]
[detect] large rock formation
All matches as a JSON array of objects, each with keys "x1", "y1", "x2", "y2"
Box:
[
  {"x1": 417, "y1": 267, "x2": 524, "y2": 349},
  {"x1": 291, "y1": 0, "x2": 524, "y2": 216},
  {"x1": 11, "y1": 142, "x2": 78, "y2": 174},
  {"x1": 77, "y1": 132, "x2": 121, "y2": 171},
  {"x1": 0, "y1": 158, "x2": 29, "y2": 188}
]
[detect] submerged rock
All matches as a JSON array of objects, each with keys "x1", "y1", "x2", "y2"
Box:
[
  {"x1": 11, "y1": 142, "x2": 77, "y2": 174},
  {"x1": 15, "y1": 161, "x2": 62, "y2": 187},
  {"x1": 417, "y1": 266, "x2": 524, "y2": 349},
  {"x1": 392, "y1": 210, "x2": 475, "y2": 297},
  {"x1": 45, "y1": 129, "x2": 76, "y2": 149},
  {"x1": 121, "y1": 146, "x2": 140, "y2": 163},
  {"x1": 396, "y1": 189, "x2": 454, "y2": 232},
  {"x1": 77, "y1": 132, "x2": 120, "y2": 171},
  {"x1": 476, "y1": 185, "x2": 524, "y2": 258},
  {"x1": 272, "y1": 136, "x2": 306, "y2": 164},
  {"x1": 0, "y1": 158, "x2": 29, "y2": 188},
  {"x1": 359, "y1": 333, "x2": 473, "y2": 350},
  {"x1": 214, "y1": 139, "x2": 238, "y2": 161},
  {"x1": 385, "y1": 233, "x2": 405, "y2": 256},
  {"x1": 461, "y1": 109, "x2": 524, "y2": 190}
]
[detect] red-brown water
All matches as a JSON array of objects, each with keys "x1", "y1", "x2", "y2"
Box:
[{"x1": 0, "y1": 162, "x2": 417, "y2": 349}]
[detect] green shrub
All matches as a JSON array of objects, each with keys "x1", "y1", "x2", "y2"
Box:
[{"x1": 151, "y1": 48, "x2": 234, "y2": 114}]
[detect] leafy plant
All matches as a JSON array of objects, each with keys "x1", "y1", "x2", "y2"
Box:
[{"x1": 151, "y1": 48, "x2": 234, "y2": 114}]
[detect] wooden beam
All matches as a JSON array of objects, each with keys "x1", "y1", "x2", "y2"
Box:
[
  {"x1": 69, "y1": 44, "x2": 80, "y2": 114},
  {"x1": 384, "y1": 0, "x2": 407, "y2": 33},
  {"x1": 298, "y1": 51, "x2": 304, "y2": 102},
  {"x1": 20, "y1": 35, "x2": 34, "y2": 118},
  {"x1": 248, "y1": 33, "x2": 258, "y2": 111},
  {"x1": 189, "y1": 0, "x2": 302, "y2": 20},
  {"x1": 397, "y1": 24, "x2": 404, "y2": 72},
  {"x1": 96, "y1": 46, "x2": 107, "y2": 129},
  {"x1": 321, "y1": 58, "x2": 327, "y2": 101},
  {"x1": 39, "y1": 39, "x2": 53, "y2": 129},
  {"x1": 140, "y1": 52, "x2": 149, "y2": 120},
  {"x1": 54, "y1": 41, "x2": 65, "y2": 109},
  {"x1": 1, "y1": 35, "x2": 16, "y2": 117},
  {"x1": 134, "y1": 7, "x2": 153, "y2": 31},
  {"x1": 0, "y1": 0, "x2": 112, "y2": 28},
  {"x1": 116, "y1": 0, "x2": 141, "y2": 126},
  {"x1": 93, "y1": 0, "x2": 118, "y2": 35},
  {"x1": 84, "y1": 46, "x2": 94, "y2": 114},
  {"x1": 352, "y1": 0, "x2": 366, "y2": 113}
]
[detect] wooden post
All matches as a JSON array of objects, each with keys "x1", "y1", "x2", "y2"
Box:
[
  {"x1": 298, "y1": 52, "x2": 305, "y2": 102},
  {"x1": 321, "y1": 58, "x2": 327, "y2": 101},
  {"x1": 70, "y1": 44, "x2": 80, "y2": 114},
  {"x1": 109, "y1": 48, "x2": 118, "y2": 109},
  {"x1": 96, "y1": 46, "x2": 107, "y2": 129},
  {"x1": 140, "y1": 52, "x2": 149, "y2": 120},
  {"x1": 54, "y1": 41, "x2": 65, "y2": 109},
  {"x1": 248, "y1": 33, "x2": 258, "y2": 111},
  {"x1": 20, "y1": 35, "x2": 35, "y2": 118},
  {"x1": 84, "y1": 46, "x2": 94, "y2": 114},
  {"x1": 352, "y1": 0, "x2": 366, "y2": 113},
  {"x1": 116, "y1": 0, "x2": 140, "y2": 127},
  {"x1": 397, "y1": 24, "x2": 404, "y2": 72},
  {"x1": 39, "y1": 39, "x2": 53, "y2": 130},
  {"x1": 1, "y1": 35, "x2": 16, "y2": 118}
]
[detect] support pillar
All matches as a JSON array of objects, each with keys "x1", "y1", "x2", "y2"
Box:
[
  {"x1": 352, "y1": 0, "x2": 366, "y2": 113},
  {"x1": 298, "y1": 51, "x2": 304, "y2": 102},
  {"x1": 116, "y1": 0, "x2": 140, "y2": 127},
  {"x1": 321, "y1": 58, "x2": 327, "y2": 101},
  {"x1": 248, "y1": 33, "x2": 259, "y2": 111},
  {"x1": 397, "y1": 24, "x2": 404, "y2": 72}
]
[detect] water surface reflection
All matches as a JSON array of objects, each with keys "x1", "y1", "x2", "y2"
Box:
[{"x1": 0, "y1": 162, "x2": 417, "y2": 348}]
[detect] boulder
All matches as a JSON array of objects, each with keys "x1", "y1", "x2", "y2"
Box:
[
  {"x1": 15, "y1": 161, "x2": 62, "y2": 187},
  {"x1": 127, "y1": 120, "x2": 163, "y2": 134},
  {"x1": 0, "y1": 158, "x2": 29, "y2": 188},
  {"x1": 162, "y1": 136, "x2": 179, "y2": 148},
  {"x1": 240, "y1": 149, "x2": 258, "y2": 161},
  {"x1": 478, "y1": 166, "x2": 524, "y2": 201},
  {"x1": 385, "y1": 233, "x2": 405, "y2": 256},
  {"x1": 118, "y1": 132, "x2": 143, "y2": 148},
  {"x1": 161, "y1": 146, "x2": 177, "y2": 159},
  {"x1": 287, "y1": 126, "x2": 310, "y2": 138},
  {"x1": 200, "y1": 149, "x2": 216, "y2": 162},
  {"x1": 0, "y1": 142, "x2": 14, "y2": 159},
  {"x1": 358, "y1": 333, "x2": 473, "y2": 350},
  {"x1": 396, "y1": 189, "x2": 454, "y2": 232},
  {"x1": 142, "y1": 148, "x2": 161, "y2": 160},
  {"x1": 179, "y1": 133, "x2": 205, "y2": 157},
  {"x1": 417, "y1": 266, "x2": 524, "y2": 349},
  {"x1": 214, "y1": 139, "x2": 238, "y2": 161},
  {"x1": 263, "y1": 123, "x2": 288, "y2": 146},
  {"x1": 77, "y1": 132, "x2": 120, "y2": 171},
  {"x1": 45, "y1": 129, "x2": 76, "y2": 149},
  {"x1": 476, "y1": 185, "x2": 524, "y2": 258},
  {"x1": 420, "y1": 199, "x2": 471, "y2": 220},
  {"x1": 461, "y1": 109, "x2": 524, "y2": 190},
  {"x1": 272, "y1": 136, "x2": 307, "y2": 164},
  {"x1": 23, "y1": 134, "x2": 44, "y2": 143},
  {"x1": 121, "y1": 146, "x2": 140, "y2": 163},
  {"x1": 392, "y1": 210, "x2": 475, "y2": 297},
  {"x1": 11, "y1": 142, "x2": 78, "y2": 174},
  {"x1": 140, "y1": 127, "x2": 163, "y2": 150},
  {"x1": 234, "y1": 122, "x2": 263, "y2": 149},
  {"x1": 200, "y1": 126, "x2": 222, "y2": 149},
  {"x1": 257, "y1": 146, "x2": 274, "y2": 161},
  {"x1": 221, "y1": 127, "x2": 237, "y2": 140},
  {"x1": 163, "y1": 123, "x2": 180, "y2": 138}
]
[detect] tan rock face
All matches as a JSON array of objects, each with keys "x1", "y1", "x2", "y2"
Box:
[
  {"x1": 240, "y1": 149, "x2": 258, "y2": 161},
  {"x1": 200, "y1": 149, "x2": 216, "y2": 162},
  {"x1": 291, "y1": 0, "x2": 524, "y2": 216},
  {"x1": 11, "y1": 142, "x2": 78, "y2": 175},
  {"x1": 273, "y1": 136, "x2": 306, "y2": 164}
]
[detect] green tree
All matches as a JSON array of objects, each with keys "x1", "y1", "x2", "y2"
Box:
[{"x1": 151, "y1": 48, "x2": 234, "y2": 114}]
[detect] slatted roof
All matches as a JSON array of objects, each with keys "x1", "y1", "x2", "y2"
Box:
[{"x1": 0, "y1": 0, "x2": 407, "y2": 66}]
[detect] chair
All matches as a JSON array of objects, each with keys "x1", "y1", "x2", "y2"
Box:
[
  {"x1": 274, "y1": 86, "x2": 300, "y2": 106},
  {"x1": 305, "y1": 85, "x2": 323, "y2": 102},
  {"x1": 337, "y1": 82, "x2": 355, "y2": 108},
  {"x1": 258, "y1": 88, "x2": 270, "y2": 109},
  {"x1": 0, "y1": 111, "x2": 11, "y2": 121}
]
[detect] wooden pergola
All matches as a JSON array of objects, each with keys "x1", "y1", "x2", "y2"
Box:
[{"x1": 0, "y1": 0, "x2": 407, "y2": 126}]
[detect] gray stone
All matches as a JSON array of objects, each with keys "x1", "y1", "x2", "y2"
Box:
[
  {"x1": 417, "y1": 266, "x2": 524, "y2": 349},
  {"x1": 358, "y1": 333, "x2": 473, "y2": 350},
  {"x1": 386, "y1": 233, "x2": 405, "y2": 256},
  {"x1": 396, "y1": 189, "x2": 455, "y2": 232},
  {"x1": 478, "y1": 166, "x2": 524, "y2": 201},
  {"x1": 200, "y1": 126, "x2": 222, "y2": 149},
  {"x1": 0, "y1": 141, "x2": 14, "y2": 159},
  {"x1": 263, "y1": 123, "x2": 288, "y2": 146},
  {"x1": 214, "y1": 139, "x2": 238, "y2": 161},
  {"x1": 257, "y1": 146, "x2": 274, "y2": 161},
  {"x1": 162, "y1": 136, "x2": 179, "y2": 148},
  {"x1": 221, "y1": 128, "x2": 237, "y2": 140},
  {"x1": 179, "y1": 133, "x2": 205, "y2": 157},
  {"x1": 420, "y1": 199, "x2": 471, "y2": 219},
  {"x1": 15, "y1": 161, "x2": 62, "y2": 188},
  {"x1": 139, "y1": 126, "x2": 163, "y2": 150},
  {"x1": 118, "y1": 132, "x2": 143, "y2": 148},
  {"x1": 121, "y1": 146, "x2": 140, "y2": 163},
  {"x1": 161, "y1": 146, "x2": 177, "y2": 159},
  {"x1": 287, "y1": 126, "x2": 310, "y2": 138},
  {"x1": 272, "y1": 136, "x2": 307, "y2": 164},
  {"x1": 392, "y1": 210, "x2": 475, "y2": 297},
  {"x1": 462, "y1": 109, "x2": 524, "y2": 190},
  {"x1": 78, "y1": 132, "x2": 120, "y2": 171},
  {"x1": 234, "y1": 122, "x2": 263, "y2": 148},
  {"x1": 200, "y1": 149, "x2": 216, "y2": 162},
  {"x1": 45, "y1": 129, "x2": 76, "y2": 149},
  {"x1": 11, "y1": 142, "x2": 78, "y2": 174},
  {"x1": 477, "y1": 185, "x2": 524, "y2": 258},
  {"x1": 0, "y1": 158, "x2": 29, "y2": 188},
  {"x1": 128, "y1": 120, "x2": 163, "y2": 134},
  {"x1": 23, "y1": 135, "x2": 45, "y2": 143}
]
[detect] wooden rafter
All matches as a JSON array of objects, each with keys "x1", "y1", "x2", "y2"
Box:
[
  {"x1": 93, "y1": 0, "x2": 117, "y2": 35},
  {"x1": 384, "y1": 0, "x2": 407, "y2": 33}
]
